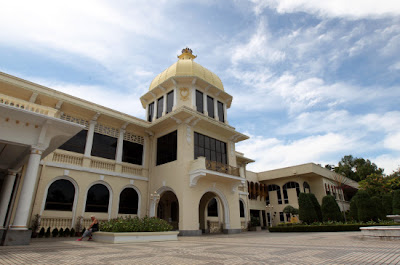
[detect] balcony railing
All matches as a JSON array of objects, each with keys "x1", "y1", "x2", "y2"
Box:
[
  {"x1": 0, "y1": 93, "x2": 58, "y2": 117},
  {"x1": 206, "y1": 160, "x2": 240, "y2": 177}
]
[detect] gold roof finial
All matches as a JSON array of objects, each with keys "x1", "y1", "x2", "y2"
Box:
[{"x1": 178, "y1": 47, "x2": 197, "y2": 60}]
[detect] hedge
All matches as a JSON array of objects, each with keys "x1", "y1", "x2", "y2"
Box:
[
  {"x1": 268, "y1": 223, "x2": 400, "y2": 232},
  {"x1": 100, "y1": 216, "x2": 173, "y2": 232}
]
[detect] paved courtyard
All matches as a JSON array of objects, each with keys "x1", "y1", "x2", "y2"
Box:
[{"x1": 0, "y1": 231, "x2": 399, "y2": 264}]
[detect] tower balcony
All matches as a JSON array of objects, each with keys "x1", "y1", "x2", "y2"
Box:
[{"x1": 189, "y1": 157, "x2": 244, "y2": 192}]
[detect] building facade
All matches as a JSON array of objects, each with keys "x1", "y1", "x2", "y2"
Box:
[{"x1": 0, "y1": 48, "x2": 357, "y2": 245}]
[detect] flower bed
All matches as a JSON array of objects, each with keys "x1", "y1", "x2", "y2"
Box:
[{"x1": 93, "y1": 216, "x2": 178, "y2": 244}]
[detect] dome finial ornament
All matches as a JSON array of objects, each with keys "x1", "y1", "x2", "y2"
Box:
[{"x1": 178, "y1": 47, "x2": 197, "y2": 60}]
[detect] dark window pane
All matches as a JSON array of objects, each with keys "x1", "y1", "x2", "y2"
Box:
[
  {"x1": 194, "y1": 132, "x2": 227, "y2": 165},
  {"x1": 218, "y1": 101, "x2": 224, "y2": 122},
  {"x1": 148, "y1": 102, "x2": 154, "y2": 122},
  {"x1": 210, "y1": 138, "x2": 216, "y2": 151},
  {"x1": 122, "y1": 141, "x2": 143, "y2": 165},
  {"x1": 207, "y1": 96, "x2": 214, "y2": 118},
  {"x1": 280, "y1": 212, "x2": 284, "y2": 222},
  {"x1": 156, "y1": 131, "x2": 177, "y2": 165},
  {"x1": 118, "y1": 188, "x2": 138, "y2": 214},
  {"x1": 45, "y1": 180, "x2": 75, "y2": 211},
  {"x1": 207, "y1": 198, "x2": 218, "y2": 217},
  {"x1": 196, "y1": 90, "x2": 203, "y2": 113},
  {"x1": 166, "y1": 90, "x2": 174, "y2": 114},
  {"x1": 239, "y1": 200, "x2": 245, "y2": 217},
  {"x1": 85, "y1": 184, "x2": 109, "y2": 213},
  {"x1": 59, "y1": 130, "x2": 87, "y2": 154},
  {"x1": 91, "y1": 133, "x2": 117, "y2": 160},
  {"x1": 199, "y1": 134, "x2": 204, "y2": 147},
  {"x1": 157, "y1": 96, "x2": 163, "y2": 119}
]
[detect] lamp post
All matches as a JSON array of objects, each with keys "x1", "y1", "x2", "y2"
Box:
[{"x1": 265, "y1": 204, "x2": 274, "y2": 227}]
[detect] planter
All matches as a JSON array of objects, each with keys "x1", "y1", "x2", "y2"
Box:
[{"x1": 93, "y1": 231, "x2": 179, "y2": 244}]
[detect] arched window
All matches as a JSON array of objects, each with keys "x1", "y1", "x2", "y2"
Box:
[
  {"x1": 45, "y1": 179, "x2": 75, "y2": 211},
  {"x1": 85, "y1": 184, "x2": 109, "y2": 213},
  {"x1": 282, "y1": 182, "x2": 300, "y2": 204},
  {"x1": 268, "y1": 184, "x2": 282, "y2": 204},
  {"x1": 207, "y1": 198, "x2": 218, "y2": 217},
  {"x1": 303, "y1": 182, "x2": 311, "y2": 193},
  {"x1": 239, "y1": 200, "x2": 245, "y2": 218},
  {"x1": 118, "y1": 188, "x2": 139, "y2": 214}
]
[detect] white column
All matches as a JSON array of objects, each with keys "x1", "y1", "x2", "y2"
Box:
[
  {"x1": 191, "y1": 87, "x2": 196, "y2": 109},
  {"x1": 153, "y1": 100, "x2": 158, "y2": 120},
  {"x1": 223, "y1": 103, "x2": 228, "y2": 124},
  {"x1": 173, "y1": 87, "x2": 177, "y2": 110},
  {"x1": 145, "y1": 104, "x2": 149, "y2": 121},
  {"x1": 0, "y1": 170, "x2": 17, "y2": 229},
  {"x1": 84, "y1": 120, "x2": 96, "y2": 157},
  {"x1": 149, "y1": 192, "x2": 160, "y2": 217},
  {"x1": 214, "y1": 99, "x2": 218, "y2": 121},
  {"x1": 162, "y1": 94, "x2": 167, "y2": 116},
  {"x1": 10, "y1": 148, "x2": 42, "y2": 230},
  {"x1": 115, "y1": 129, "x2": 125, "y2": 163},
  {"x1": 203, "y1": 93, "x2": 208, "y2": 115}
]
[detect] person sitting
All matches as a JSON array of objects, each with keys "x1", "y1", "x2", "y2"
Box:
[{"x1": 76, "y1": 215, "x2": 99, "y2": 241}]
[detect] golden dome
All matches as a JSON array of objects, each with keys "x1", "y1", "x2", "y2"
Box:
[{"x1": 149, "y1": 48, "x2": 224, "y2": 91}]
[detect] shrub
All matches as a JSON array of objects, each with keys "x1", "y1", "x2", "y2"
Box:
[
  {"x1": 52, "y1": 228, "x2": 59, "y2": 237},
  {"x1": 64, "y1": 228, "x2": 70, "y2": 237},
  {"x1": 283, "y1": 205, "x2": 299, "y2": 216},
  {"x1": 100, "y1": 216, "x2": 173, "y2": 232},
  {"x1": 45, "y1": 227, "x2": 51, "y2": 238},
  {"x1": 38, "y1": 227, "x2": 45, "y2": 238},
  {"x1": 321, "y1": 195, "x2": 343, "y2": 222},
  {"x1": 70, "y1": 228, "x2": 76, "y2": 237},
  {"x1": 371, "y1": 196, "x2": 385, "y2": 220},
  {"x1": 298, "y1": 193, "x2": 318, "y2": 224},
  {"x1": 58, "y1": 228, "x2": 64, "y2": 237},
  {"x1": 308, "y1": 193, "x2": 323, "y2": 222},
  {"x1": 250, "y1": 216, "x2": 260, "y2": 227},
  {"x1": 393, "y1": 190, "x2": 400, "y2": 215},
  {"x1": 356, "y1": 190, "x2": 375, "y2": 222},
  {"x1": 382, "y1": 193, "x2": 393, "y2": 215}
]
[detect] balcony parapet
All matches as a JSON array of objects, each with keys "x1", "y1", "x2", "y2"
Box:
[
  {"x1": 0, "y1": 93, "x2": 58, "y2": 117},
  {"x1": 189, "y1": 157, "x2": 244, "y2": 192},
  {"x1": 44, "y1": 149, "x2": 148, "y2": 181}
]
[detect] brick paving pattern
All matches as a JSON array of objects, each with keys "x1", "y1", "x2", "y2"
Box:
[{"x1": 0, "y1": 231, "x2": 399, "y2": 264}]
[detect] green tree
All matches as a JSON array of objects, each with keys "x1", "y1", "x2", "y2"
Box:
[
  {"x1": 283, "y1": 205, "x2": 299, "y2": 216},
  {"x1": 321, "y1": 195, "x2": 343, "y2": 222},
  {"x1": 308, "y1": 193, "x2": 323, "y2": 222},
  {"x1": 349, "y1": 195, "x2": 359, "y2": 221},
  {"x1": 334, "y1": 155, "x2": 383, "y2": 182},
  {"x1": 298, "y1": 193, "x2": 318, "y2": 224},
  {"x1": 393, "y1": 190, "x2": 400, "y2": 215},
  {"x1": 382, "y1": 193, "x2": 393, "y2": 215}
]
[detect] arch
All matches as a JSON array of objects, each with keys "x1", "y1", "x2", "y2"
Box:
[
  {"x1": 44, "y1": 179, "x2": 75, "y2": 211},
  {"x1": 199, "y1": 187, "x2": 230, "y2": 230},
  {"x1": 303, "y1": 181, "x2": 311, "y2": 193},
  {"x1": 82, "y1": 181, "x2": 113, "y2": 218},
  {"x1": 282, "y1": 182, "x2": 300, "y2": 204},
  {"x1": 268, "y1": 184, "x2": 282, "y2": 204},
  {"x1": 118, "y1": 185, "x2": 141, "y2": 216},
  {"x1": 40, "y1": 176, "x2": 79, "y2": 227},
  {"x1": 239, "y1": 199, "x2": 246, "y2": 218},
  {"x1": 155, "y1": 186, "x2": 179, "y2": 230}
]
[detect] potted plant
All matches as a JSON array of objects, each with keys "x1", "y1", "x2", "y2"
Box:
[
  {"x1": 30, "y1": 214, "x2": 41, "y2": 238},
  {"x1": 75, "y1": 216, "x2": 83, "y2": 236},
  {"x1": 249, "y1": 216, "x2": 261, "y2": 231}
]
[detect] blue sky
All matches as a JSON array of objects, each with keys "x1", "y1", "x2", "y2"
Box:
[{"x1": 1, "y1": 0, "x2": 399, "y2": 174}]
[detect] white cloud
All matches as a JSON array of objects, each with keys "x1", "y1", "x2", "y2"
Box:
[
  {"x1": 373, "y1": 154, "x2": 400, "y2": 174},
  {"x1": 251, "y1": 0, "x2": 400, "y2": 18},
  {"x1": 230, "y1": 19, "x2": 285, "y2": 65},
  {"x1": 384, "y1": 132, "x2": 400, "y2": 151},
  {"x1": 237, "y1": 132, "x2": 359, "y2": 172}
]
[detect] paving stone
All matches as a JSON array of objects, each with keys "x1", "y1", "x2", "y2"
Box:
[{"x1": 0, "y1": 232, "x2": 399, "y2": 264}]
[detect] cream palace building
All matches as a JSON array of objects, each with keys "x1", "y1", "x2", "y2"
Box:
[{"x1": 0, "y1": 48, "x2": 358, "y2": 245}]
